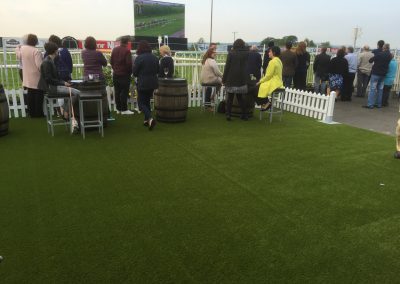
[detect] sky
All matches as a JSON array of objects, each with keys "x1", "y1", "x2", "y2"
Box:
[{"x1": 0, "y1": 0, "x2": 399, "y2": 48}]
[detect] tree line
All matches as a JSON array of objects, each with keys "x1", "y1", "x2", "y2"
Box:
[{"x1": 260, "y1": 35, "x2": 330, "y2": 48}]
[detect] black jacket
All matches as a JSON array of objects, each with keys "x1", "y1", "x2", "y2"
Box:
[
  {"x1": 159, "y1": 56, "x2": 174, "y2": 78},
  {"x1": 133, "y1": 53, "x2": 159, "y2": 91},
  {"x1": 223, "y1": 48, "x2": 249, "y2": 87},
  {"x1": 280, "y1": 50, "x2": 298, "y2": 77},
  {"x1": 262, "y1": 47, "x2": 273, "y2": 74},
  {"x1": 369, "y1": 50, "x2": 392, "y2": 76},
  {"x1": 246, "y1": 51, "x2": 262, "y2": 83},
  {"x1": 372, "y1": 48, "x2": 383, "y2": 56},
  {"x1": 313, "y1": 53, "x2": 331, "y2": 80},
  {"x1": 38, "y1": 56, "x2": 65, "y2": 94},
  {"x1": 328, "y1": 57, "x2": 348, "y2": 77},
  {"x1": 295, "y1": 52, "x2": 311, "y2": 74}
]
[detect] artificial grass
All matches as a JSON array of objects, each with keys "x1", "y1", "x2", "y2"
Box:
[{"x1": 0, "y1": 110, "x2": 400, "y2": 283}]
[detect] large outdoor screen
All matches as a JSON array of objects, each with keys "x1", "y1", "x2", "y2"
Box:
[{"x1": 134, "y1": 0, "x2": 185, "y2": 38}]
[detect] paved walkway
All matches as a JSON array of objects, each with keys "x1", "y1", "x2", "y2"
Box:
[{"x1": 333, "y1": 95, "x2": 399, "y2": 136}]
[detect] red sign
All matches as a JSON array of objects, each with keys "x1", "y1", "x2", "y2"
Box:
[{"x1": 77, "y1": 40, "x2": 132, "y2": 51}]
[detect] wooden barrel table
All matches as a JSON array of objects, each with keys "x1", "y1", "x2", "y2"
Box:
[
  {"x1": 0, "y1": 85, "x2": 9, "y2": 137},
  {"x1": 231, "y1": 84, "x2": 256, "y2": 118},
  {"x1": 154, "y1": 78, "x2": 188, "y2": 123}
]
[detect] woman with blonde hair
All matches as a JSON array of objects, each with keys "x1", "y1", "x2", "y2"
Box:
[
  {"x1": 159, "y1": 45, "x2": 174, "y2": 78},
  {"x1": 293, "y1": 41, "x2": 310, "y2": 91}
]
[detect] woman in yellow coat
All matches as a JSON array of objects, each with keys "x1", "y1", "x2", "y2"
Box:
[{"x1": 256, "y1": 46, "x2": 284, "y2": 110}]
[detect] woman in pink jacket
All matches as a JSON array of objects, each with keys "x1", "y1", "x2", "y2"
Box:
[{"x1": 16, "y1": 34, "x2": 44, "y2": 117}]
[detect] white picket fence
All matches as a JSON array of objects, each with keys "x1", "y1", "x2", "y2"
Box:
[
  {"x1": 282, "y1": 88, "x2": 336, "y2": 122},
  {"x1": 4, "y1": 58, "x2": 336, "y2": 123},
  {"x1": 4, "y1": 88, "x2": 26, "y2": 118},
  {"x1": 6, "y1": 83, "x2": 336, "y2": 124}
]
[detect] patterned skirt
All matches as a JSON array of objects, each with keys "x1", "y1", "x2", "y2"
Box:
[
  {"x1": 225, "y1": 85, "x2": 248, "y2": 94},
  {"x1": 329, "y1": 74, "x2": 343, "y2": 91}
]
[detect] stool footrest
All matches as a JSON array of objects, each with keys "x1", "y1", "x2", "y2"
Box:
[
  {"x1": 259, "y1": 91, "x2": 285, "y2": 124},
  {"x1": 45, "y1": 96, "x2": 71, "y2": 137},
  {"x1": 79, "y1": 96, "x2": 103, "y2": 100},
  {"x1": 79, "y1": 97, "x2": 104, "y2": 139}
]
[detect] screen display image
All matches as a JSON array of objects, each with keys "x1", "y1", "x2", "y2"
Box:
[{"x1": 134, "y1": 0, "x2": 185, "y2": 38}]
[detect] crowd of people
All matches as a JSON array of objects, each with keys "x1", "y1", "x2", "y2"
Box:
[
  {"x1": 15, "y1": 33, "x2": 289, "y2": 128},
  {"x1": 14, "y1": 34, "x2": 399, "y2": 153},
  {"x1": 200, "y1": 39, "x2": 286, "y2": 121},
  {"x1": 15, "y1": 34, "x2": 177, "y2": 131},
  {"x1": 310, "y1": 40, "x2": 397, "y2": 109},
  {"x1": 199, "y1": 38, "x2": 395, "y2": 122},
  {"x1": 10, "y1": 33, "x2": 400, "y2": 157}
]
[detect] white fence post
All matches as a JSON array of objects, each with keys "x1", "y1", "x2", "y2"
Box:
[
  {"x1": 18, "y1": 88, "x2": 26, "y2": 117},
  {"x1": 106, "y1": 86, "x2": 115, "y2": 111},
  {"x1": 322, "y1": 91, "x2": 337, "y2": 124}
]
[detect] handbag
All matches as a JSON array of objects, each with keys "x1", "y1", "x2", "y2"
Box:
[{"x1": 217, "y1": 100, "x2": 225, "y2": 113}]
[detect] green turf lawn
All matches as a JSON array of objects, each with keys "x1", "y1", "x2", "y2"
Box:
[{"x1": 1, "y1": 110, "x2": 400, "y2": 283}]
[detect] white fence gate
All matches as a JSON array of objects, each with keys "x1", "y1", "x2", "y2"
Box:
[{"x1": 283, "y1": 88, "x2": 336, "y2": 122}]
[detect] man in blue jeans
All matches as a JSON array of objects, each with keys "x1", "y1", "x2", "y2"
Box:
[{"x1": 364, "y1": 44, "x2": 392, "y2": 109}]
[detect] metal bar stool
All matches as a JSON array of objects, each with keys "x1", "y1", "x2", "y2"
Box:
[
  {"x1": 201, "y1": 85, "x2": 219, "y2": 114},
  {"x1": 78, "y1": 91, "x2": 104, "y2": 139},
  {"x1": 259, "y1": 88, "x2": 286, "y2": 123},
  {"x1": 44, "y1": 94, "x2": 71, "y2": 136}
]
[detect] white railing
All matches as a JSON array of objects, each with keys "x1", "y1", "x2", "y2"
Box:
[
  {"x1": 5, "y1": 85, "x2": 336, "y2": 125},
  {"x1": 3, "y1": 56, "x2": 336, "y2": 122},
  {"x1": 282, "y1": 88, "x2": 336, "y2": 123}
]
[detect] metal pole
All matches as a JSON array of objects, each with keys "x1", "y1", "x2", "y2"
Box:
[
  {"x1": 2, "y1": 41, "x2": 9, "y2": 89},
  {"x1": 210, "y1": 0, "x2": 213, "y2": 44},
  {"x1": 353, "y1": 27, "x2": 358, "y2": 49},
  {"x1": 233, "y1": 32, "x2": 238, "y2": 42}
]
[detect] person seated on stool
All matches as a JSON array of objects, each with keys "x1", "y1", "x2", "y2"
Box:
[
  {"x1": 256, "y1": 46, "x2": 284, "y2": 111},
  {"x1": 200, "y1": 48, "x2": 222, "y2": 110},
  {"x1": 38, "y1": 42, "x2": 80, "y2": 132}
]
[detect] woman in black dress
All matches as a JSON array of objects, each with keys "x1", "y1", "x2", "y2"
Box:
[
  {"x1": 327, "y1": 48, "x2": 348, "y2": 98},
  {"x1": 222, "y1": 39, "x2": 249, "y2": 121},
  {"x1": 133, "y1": 41, "x2": 159, "y2": 130},
  {"x1": 293, "y1": 41, "x2": 310, "y2": 91}
]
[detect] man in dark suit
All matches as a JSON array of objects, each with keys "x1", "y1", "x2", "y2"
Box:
[{"x1": 313, "y1": 47, "x2": 331, "y2": 94}]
